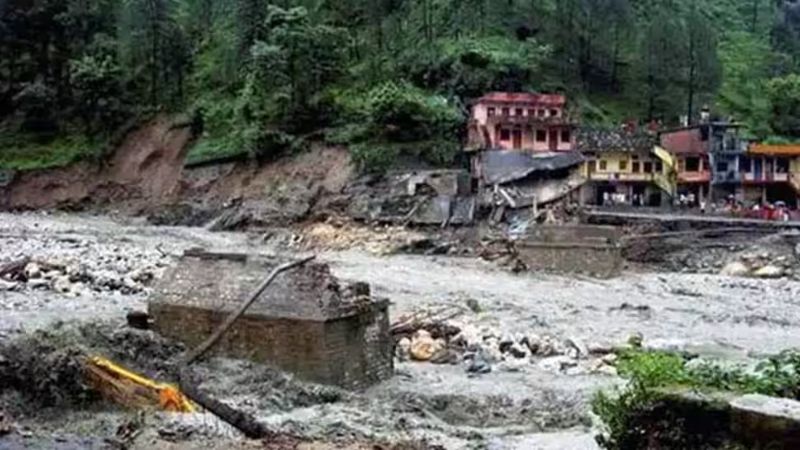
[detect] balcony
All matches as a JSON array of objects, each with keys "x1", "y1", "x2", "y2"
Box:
[
  {"x1": 712, "y1": 170, "x2": 742, "y2": 184},
  {"x1": 588, "y1": 172, "x2": 654, "y2": 182},
  {"x1": 485, "y1": 114, "x2": 576, "y2": 127},
  {"x1": 742, "y1": 172, "x2": 790, "y2": 183},
  {"x1": 711, "y1": 140, "x2": 748, "y2": 154},
  {"x1": 677, "y1": 170, "x2": 711, "y2": 183}
]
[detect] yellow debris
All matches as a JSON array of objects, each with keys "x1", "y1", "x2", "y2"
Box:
[{"x1": 84, "y1": 356, "x2": 195, "y2": 413}]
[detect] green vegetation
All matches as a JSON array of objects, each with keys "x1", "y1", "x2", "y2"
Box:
[
  {"x1": 593, "y1": 349, "x2": 800, "y2": 449},
  {"x1": 0, "y1": 134, "x2": 101, "y2": 171},
  {"x1": 3, "y1": 1, "x2": 800, "y2": 171}
]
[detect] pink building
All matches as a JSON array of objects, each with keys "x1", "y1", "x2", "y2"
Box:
[{"x1": 467, "y1": 92, "x2": 575, "y2": 152}]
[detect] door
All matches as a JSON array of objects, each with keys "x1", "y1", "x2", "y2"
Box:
[
  {"x1": 512, "y1": 129, "x2": 522, "y2": 150},
  {"x1": 549, "y1": 130, "x2": 558, "y2": 151}
]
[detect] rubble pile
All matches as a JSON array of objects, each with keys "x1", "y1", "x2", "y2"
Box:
[
  {"x1": 628, "y1": 230, "x2": 800, "y2": 279},
  {"x1": 0, "y1": 235, "x2": 170, "y2": 298},
  {"x1": 296, "y1": 219, "x2": 433, "y2": 255},
  {"x1": 394, "y1": 321, "x2": 620, "y2": 377}
]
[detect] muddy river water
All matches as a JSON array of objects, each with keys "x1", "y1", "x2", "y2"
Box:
[{"x1": 2, "y1": 212, "x2": 800, "y2": 449}]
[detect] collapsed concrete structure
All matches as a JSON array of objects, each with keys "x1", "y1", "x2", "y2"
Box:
[
  {"x1": 347, "y1": 169, "x2": 476, "y2": 225},
  {"x1": 149, "y1": 251, "x2": 393, "y2": 389}
]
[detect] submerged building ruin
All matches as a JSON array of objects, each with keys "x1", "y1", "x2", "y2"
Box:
[{"x1": 149, "y1": 251, "x2": 393, "y2": 389}]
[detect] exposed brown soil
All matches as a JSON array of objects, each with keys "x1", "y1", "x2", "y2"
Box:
[
  {"x1": 0, "y1": 117, "x2": 353, "y2": 226},
  {"x1": 2, "y1": 116, "x2": 193, "y2": 212}
]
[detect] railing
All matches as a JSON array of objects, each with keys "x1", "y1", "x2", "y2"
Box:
[
  {"x1": 588, "y1": 173, "x2": 654, "y2": 182},
  {"x1": 711, "y1": 140, "x2": 748, "y2": 154},
  {"x1": 742, "y1": 172, "x2": 790, "y2": 183},
  {"x1": 677, "y1": 171, "x2": 711, "y2": 183},
  {"x1": 485, "y1": 115, "x2": 576, "y2": 126},
  {"x1": 712, "y1": 171, "x2": 742, "y2": 183}
]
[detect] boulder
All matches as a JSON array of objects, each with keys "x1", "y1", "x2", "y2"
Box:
[
  {"x1": 395, "y1": 337, "x2": 412, "y2": 362},
  {"x1": 753, "y1": 265, "x2": 784, "y2": 279},
  {"x1": 53, "y1": 276, "x2": 73, "y2": 294},
  {"x1": 409, "y1": 330, "x2": 443, "y2": 361},
  {"x1": 0, "y1": 280, "x2": 18, "y2": 291},
  {"x1": 564, "y1": 337, "x2": 589, "y2": 359},
  {"x1": 24, "y1": 262, "x2": 41, "y2": 279},
  {"x1": 721, "y1": 261, "x2": 750, "y2": 277},
  {"x1": 538, "y1": 356, "x2": 578, "y2": 374}
]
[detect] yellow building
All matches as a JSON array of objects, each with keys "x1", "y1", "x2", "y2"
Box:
[{"x1": 577, "y1": 128, "x2": 673, "y2": 206}]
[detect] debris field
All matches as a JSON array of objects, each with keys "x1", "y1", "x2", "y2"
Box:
[{"x1": 2, "y1": 212, "x2": 800, "y2": 449}]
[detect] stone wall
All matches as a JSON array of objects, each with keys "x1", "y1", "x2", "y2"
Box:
[
  {"x1": 149, "y1": 252, "x2": 393, "y2": 389},
  {"x1": 516, "y1": 225, "x2": 622, "y2": 278}
]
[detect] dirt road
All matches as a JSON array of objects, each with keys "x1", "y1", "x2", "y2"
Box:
[{"x1": 2, "y1": 212, "x2": 800, "y2": 449}]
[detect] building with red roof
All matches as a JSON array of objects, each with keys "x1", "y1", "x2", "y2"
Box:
[{"x1": 466, "y1": 91, "x2": 575, "y2": 153}]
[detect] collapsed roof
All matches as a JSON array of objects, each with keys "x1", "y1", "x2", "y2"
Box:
[{"x1": 480, "y1": 150, "x2": 584, "y2": 185}]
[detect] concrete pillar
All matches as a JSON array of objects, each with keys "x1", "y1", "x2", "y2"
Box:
[{"x1": 762, "y1": 186, "x2": 767, "y2": 204}]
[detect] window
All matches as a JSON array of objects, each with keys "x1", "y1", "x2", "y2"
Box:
[
  {"x1": 536, "y1": 130, "x2": 547, "y2": 142},
  {"x1": 550, "y1": 109, "x2": 558, "y2": 117},
  {"x1": 599, "y1": 160, "x2": 608, "y2": 171},
  {"x1": 632, "y1": 162, "x2": 641, "y2": 173},
  {"x1": 528, "y1": 109, "x2": 536, "y2": 117},
  {"x1": 777, "y1": 158, "x2": 790, "y2": 173},
  {"x1": 500, "y1": 129, "x2": 511, "y2": 141},
  {"x1": 685, "y1": 157, "x2": 700, "y2": 172},
  {"x1": 619, "y1": 160, "x2": 628, "y2": 171},
  {"x1": 643, "y1": 162, "x2": 654, "y2": 173},
  {"x1": 561, "y1": 130, "x2": 571, "y2": 143},
  {"x1": 515, "y1": 108, "x2": 523, "y2": 116},
  {"x1": 538, "y1": 109, "x2": 546, "y2": 117},
  {"x1": 487, "y1": 107, "x2": 496, "y2": 117},
  {"x1": 716, "y1": 162, "x2": 728, "y2": 173},
  {"x1": 589, "y1": 160, "x2": 597, "y2": 172},
  {"x1": 740, "y1": 157, "x2": 751, "y2": 173},
  {"x1": 655, "y1": 162, "x2": 663, "y2": 173},
  {"x1": 502, "y1": 107, "x2": 510, "y2": 116}
]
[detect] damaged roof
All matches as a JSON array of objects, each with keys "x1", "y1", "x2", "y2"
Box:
[
  {"x1": 481, "y1": 150, "x2": 584, "y2": 185},
  {"x1": 577, "y1": 127, "x2": 657, "y2": 154}
]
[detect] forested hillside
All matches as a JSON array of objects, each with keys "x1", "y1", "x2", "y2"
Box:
[{"x1": 2, "y1": 0, "x2": 800, "y2": 171}]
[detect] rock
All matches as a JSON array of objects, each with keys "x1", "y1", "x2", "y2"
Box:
[
  {"x1": 505, "y1": 342, "x2": 530, "y2": 359},
  {"x1": 753, "y1": 265, "x2": 784, "y2": 279},
  {"x1": 538, "y1": 356, "x2": 577, "y2": 374},
  {"x1": 466, "y1": 351, "x2": 492, "y2": 375},
  {"x1": 396, "y1": 337, "x2": 412, "y2": 361},
  {"x1": 451, "y1": 325, "x2": 482, "y2": 350},
  {"x1": 498, "y1": 358, "x2": 528, "y2": 372},
  {"x1": 122, "y1": 276, "x2": 144, "y2": 293},
  {"x1": 564, "y1": 337, "x2": 589, "y2": 359},
  {"x1": 565, "y1": 366, "x2": 589, "y2": 376},
  {"x1": 523, "y1": 334, "x2": 541, "y2": 354},
  {"x1": 409, "y1": 330, "x2": 443, "y2": 362},
  {"x1": 24, "y1": 262, "x2": 41, "y2": 279},
  {"x1": 481, "y1": 338, "x2": 504, "y2": 363},
  {"x1": 53, "y1": 276, "x2": 72, "y2": 294},
  {"x1": 601, "y1": 353, "x2": 618, "y2": 365},
  {"x1": 588, "y1": 342, "x2": 614, "y2": 355},
  {"x1": 627, "y1": 332, "x2": 644, "y2": 348},
  {"x1": 597, "y1": 365, "x2": 618, "y2": 376},
  {"x1": 41, "y1": 270, "x2": 61, "y2": 280},
  {"x1": 430, "y1": 348, "x2": 460, "y2": 365},
  {"x1": 0, "y1": 280, "x2": 18, "y2": 291},
  {"x1": 27, "y1": 279, "x2": 49, "y2": 289},
  {"x1": 721, "y1": 261, "x2": 750, "y2": 277},
  {"x1": 465, "y1": 298, "x2": 482, "y2": 313}
]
